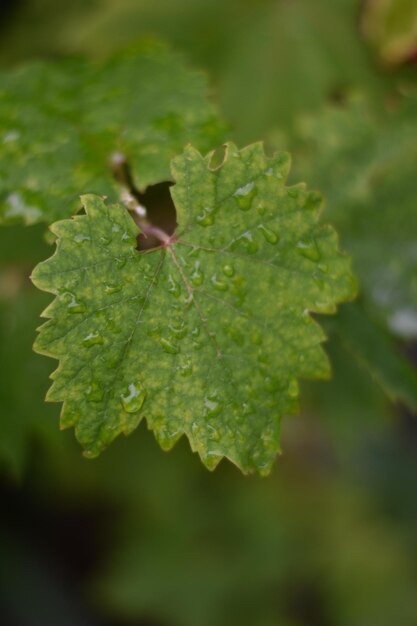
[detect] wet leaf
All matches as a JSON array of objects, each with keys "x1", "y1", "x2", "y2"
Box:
[{"x1": 31, "y1": 143, "x2": 356, "y2": 474}]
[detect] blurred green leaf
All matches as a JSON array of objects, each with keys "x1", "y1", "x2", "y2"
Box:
[
  {"x1": 362, "y1": 0, "x2": 417, "y2": 65},
  {"x1": 292, "y1": 93, "x2": 417, "y2": 340},
  {"x1": 0, "y1": 40, "x2": 225, "y2": 225},
  {"x1": 0, "y1": 0, "x2": 406, "y2": 143},
  {"x1": 328, "y1": 303, "x2": 417, "y2": 411}
]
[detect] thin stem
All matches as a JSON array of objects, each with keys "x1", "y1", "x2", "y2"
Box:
[{"x1": 110, "y1": 151, "x2": 174, "y2": 246}]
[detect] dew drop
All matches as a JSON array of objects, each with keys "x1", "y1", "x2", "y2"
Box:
[
  {"x1": 104, "y1": 283, "x2": 123, "y2": 295},
  {"x1": 121, "y1": 232, "x2": 136, "y2": 245},
  {"x1": 235, "y1": 232, "x2": 259, "y2": 254},
  {"x1": 191, "y1": 421, "x2": 201, "y2": 436},
  {"x1": 204, "y1": 451, "x2": 223, "y2": 470},
  {"x1": 204, "y1": 392, "x2": 224, "y2": 418},
  {"x1": 66, "y1": 294, "x2": 86, "y2": 314},
  {"x1": 222, "y1": 264, "x2": 235, "y2": 277},
  {"x1": 140, "y1": 262, "x2": 154, "y2": 280},
  {"x1": 196, "y1": 207, "x2": 214, "y2": 227},
  {"x1": 82, "y1": 331, "x2": 105, "y2": 347},
  {"x1": 233, "y1": 181, "x2": 257, "y2": 211},
  {"x1": 85, "y1": 381, "x2": 104, "y2": 402},
  {"x1": 187, "y1": 246, "x2": 200, "y2": 258},
  {"x1": 178, "y1": 357, "x2": 193, "y2": 377},
  {"x1": 318, "y1": 263, "x2": 328, "y2": 273},
  {"x1": 169, "y1": 318, "x2": 187, "y2": 338},
  {"x1": 207, "y1": 424, "x2": 221, "y2": 442},
  {"x1": 105, "y1": 316, "x2": 121, "y2": 333},
  {"x1": 302, "y1": 309, "x2": 312, "y2": 324},
  {"x1": 167, "y1": 274, "x2": 181, "y2": 297},
  {"x1": 296, "y1": 238, "x2": 321, "y2": 262},
  {"x1": 3, "y1": 129, "x2": 20, "y2": 143},
  {"x1": 62, "y1": 276, "x2": 78, "y2": 291},
  {"x1": 258, "y1": 224, "x2": 279, "y2": 244},
  {"x1": 191, "y1": 263, "x2": 204, "y2": 286},
  {"x1": 115, "y1": 257, "x2": 127, "y2": 269},
  {"x1": 211, "y1": 274, "x2": 228, "y2": 291},
  {"x1": 120, "y1": 383, "x2": 147, "y2": 413},
  {"x1": 160, "y1": 337, "x2": 180, "y2": 354},
  {"x1": 74, "y1": 233, "x2": 90, "y2": 244}
]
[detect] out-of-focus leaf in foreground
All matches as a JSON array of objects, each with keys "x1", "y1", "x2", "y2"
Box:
[{"x1": 31, "y1": 143, "x2": 356, "y2": 474}]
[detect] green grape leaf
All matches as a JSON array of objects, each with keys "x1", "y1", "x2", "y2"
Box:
[
  {"x1": 31, "y1": 143, "x2": 356, "y2": 474},
  {"x1": 325, "y1": 303, "x2": 417, "y2": 412},
  {"x1": 0, "y1": 40, "x2": 225, "y2": 226},
  {"x1": 292, "y1": 93, "x2": 417, "y2": 339}
]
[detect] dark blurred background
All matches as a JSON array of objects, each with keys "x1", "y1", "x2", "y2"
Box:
[{"x1": 0, "y1": 1, "x2": 416, "y2": 625}]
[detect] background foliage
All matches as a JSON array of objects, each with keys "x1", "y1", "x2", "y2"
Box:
[{"x1": 0, "y1": 1, "x2": 416, "y2": 625}]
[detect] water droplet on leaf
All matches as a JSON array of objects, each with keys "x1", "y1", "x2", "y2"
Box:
[
  {"x1": 64, "y1": 293, "x2": 86, "y2": 314},
  {"x1": 74, "y1": 233, "x2": 90, "y2": 244},
  {"x1": 104, "y1": 283, "x2": 123, "y2": 295},
  {"x1": 160, "y1": 337, "x2": 180, "y2": 354},
  {"x1": 82, "y1": 331, "x2": 105, "y2": 347},
  {"x1": 86, "y1": 381, "x2": 104, "y2": 402},
  {"x1": 211, "y1": 274, "x2": 228, "y2": 291},
  {"x1": 258, "y1": 224, "x2": 279, "y2": 244},
  {"x1": 191, "y1": 263, "x2": 204, "y2": 286},
  {"x1": 178, "y1": 357, "x2": 193, "y2": 377},
  {"x1": 121, "y1": 232, "x2": 136, "y2": 245},
  {"x1": 196, "y1": 207, "x2": 214, "y2": 226},
  {"x1": 234, "y1": 232, "x2": 259, "y2": 254},
  {"x1": 204, "y1": 392, "x2": 224, "y2": 418},
  {"x1": 120, "y1": 383, "x2": 146, "y2": 413},
  {"x1": 222, "y1": 264, "x2": 235, "y2": 277},
  {"x1": 296, "y1": 238, "x2": 320, "y2": 261},
  {"x1": 233, "y1": 181, "x2": 257, "y2": 210},
  {"x1": 115, "y1": 257, "x2": 127, "y2": 269},
  {"x1": 167, "y1": 274, "x2": 181, "y2": 297}
]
